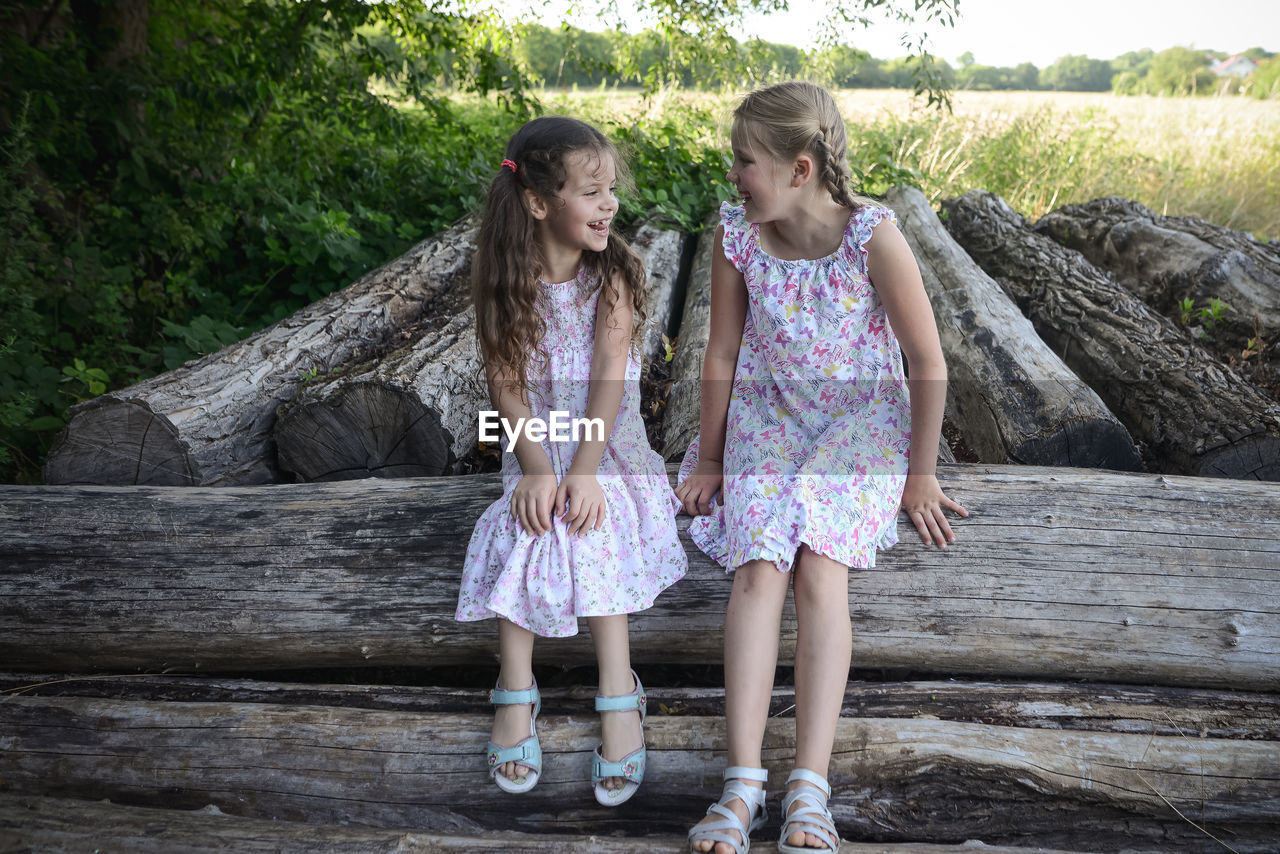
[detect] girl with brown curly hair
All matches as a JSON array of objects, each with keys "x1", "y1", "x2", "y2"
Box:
[{"x1": 455, "y1": 116, "x2": 686, "y2": 807}]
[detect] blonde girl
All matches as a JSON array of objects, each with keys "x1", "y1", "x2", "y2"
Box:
[
  {"x1": 456, "y1": 116, "x2": 686, "y2": 807},
  {"x1": 678, "y1": 82, "x2": 967, "y2": 853}
]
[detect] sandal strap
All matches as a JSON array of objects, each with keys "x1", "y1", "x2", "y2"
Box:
[
  {"x1": 725, "y1": 765, "x2": 768, "y2": 783},
  {"x1": 687, "y1": 770, "x2": 768, "y2": 853},
  {"x1": 489, "y1": 681, "x2": 539, "y2": 707},
  {"x1": 594, "y1": 668, "x2": 646, "y2": 720},
  {"x1": 785, "y1": 767, "x2": 830, "y2": 796},
  {"x1": 780, "y1": 772, "x2": 839, "y2": 852},
  {"x1": 592, "y1": 744, "x2": 645, "y2": 783},
  {"x1": 486, "y1": 735, "x2": 541, "y2": 773}
]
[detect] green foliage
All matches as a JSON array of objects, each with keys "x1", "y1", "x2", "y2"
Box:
[
  {"x1": 1143, "y1": 47, "x2": 1215, "y2": 96},
  {"x1": 1250, "y1": 57, "x2": 1280, "y2": 99},
  {"x1": 1179, "y1": 296, "x2": 1232, "y2": 337},
  {"x1": 1039, "y1": 55, "x2": 1114, "y2": 91},
  {"x1": 612, "y1": 110, "x2": 735, "y2": 231}
]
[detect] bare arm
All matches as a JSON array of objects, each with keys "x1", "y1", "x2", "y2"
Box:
[
  {"x1": 865, "y1": 217, "x2": 968, "y2": 546},
  {"x1": 674, "y1": 225, "x2": 748, "y2": 516},
  {"x1": 557, "y1": 274, "x2": 634, "y2": 535},
  {"x1": 487, "y1": 363, "x2": 558, "y2": 535}
]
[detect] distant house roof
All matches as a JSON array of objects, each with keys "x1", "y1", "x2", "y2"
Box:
[{"x1": 1211, "y1": 55, "x2": 1258, "y2": 76}]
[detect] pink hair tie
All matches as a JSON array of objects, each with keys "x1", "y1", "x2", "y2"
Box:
[{"x1": 501, "y1": 158, "x2": 518, "y2": 173}]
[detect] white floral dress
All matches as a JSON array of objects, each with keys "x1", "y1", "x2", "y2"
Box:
[
  {"x1": 678, "y1": 202, "x2": 911, "y2": 572},
  {"x1": 456, "y1": 266, "x2": 687, "y2": 637}
]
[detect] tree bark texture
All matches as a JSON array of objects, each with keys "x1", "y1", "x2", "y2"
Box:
[
  {"x1": 4, "y1": 674, "x2": 1275, "y2": 742},
  {"x1": 661, "y1": 219, "x2": 716, "y2": 462},
  {"x1": 43, "y1": 221, "x2": 479, "y2": 486},
  {"x1": 886, "y1": 186, "x2": 1140, "y2": 469},
  {"x1": 2, "y1": 465, "x2": 1277, "y2": 690},
  {"x1": 0, "y1": 796, "x2": 1104, "y2": 854},
  {"x1": 1, "y1": 691, "x2": 1276, "y2": 851},
  {"x1": 943, "y1": 190, "x2": 1280, "y2": 480},
  {"x1": 1036, "y1": 196, "x2": 1280, "y2": 346},
  {"x1": 273, "y1": 224, "x2": 687, "y2": 481}
]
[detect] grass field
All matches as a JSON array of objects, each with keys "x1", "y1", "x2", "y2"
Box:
[{"x1": 533, "y1": 88, "x2": 1280, "y2": 240}]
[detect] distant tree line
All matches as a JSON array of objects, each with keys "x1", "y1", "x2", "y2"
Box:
[{"x1": 503, "y1": 23, "x2": 1279, "y2": 98}]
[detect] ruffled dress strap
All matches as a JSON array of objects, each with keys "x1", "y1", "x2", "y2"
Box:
[
  {"x1": 841, "y1": 204, "x2": 898, "y2": 270},
  {"x1": 718, "y1": 202, "x2": 755, "y2": 273}
]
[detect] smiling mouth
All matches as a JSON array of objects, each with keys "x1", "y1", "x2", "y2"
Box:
[{"x1": 589, "y1": 219, "x2": 611, "y2": 236}]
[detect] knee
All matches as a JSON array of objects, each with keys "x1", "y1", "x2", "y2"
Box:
[
  {"x1": 732, "y1": 559, "x2": 787, "y2": 598},
  {"x1": 792, "y1": 548, "x2": 849, "y2": 613}
]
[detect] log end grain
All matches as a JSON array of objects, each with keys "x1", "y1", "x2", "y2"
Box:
[
  {"x1": 275, "y1": 382, "x2": 455, "y2": 481},
  {"x1": 43, "y1": 397, "x2": 195, "y2": 486}
]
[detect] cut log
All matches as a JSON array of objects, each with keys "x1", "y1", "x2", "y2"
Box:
[
  {"x1": 1036, "y1": 196, "x2": 1280, "y2": 346},
  {"x1": 2, "y1": 465, "x2": 1278, "y2": 689},
  {"x1": 0, "y1": 797, "x2": 1101, "y2": 854},
  {"x1": 5, "y1": 673, "x2": 1276, "y2": 742},
  {"x1": 886, "y1": 186, "x2": 1140, "y2": 469},
  {"x1": 631, "y1": 224, "x2": 688, "y2": 365},
  {"x1": 43, "y1": 221, "x2": 479, "y2": 486},
  {"x1": 662, "y1": 220, "x2": 716, "y2": 462},
  {"x1": 942, "y1": 190, "x2": 1280, "y2": 480},
  {"x1": 273, "y1": 225, "x2": 687, "y2": 481},
  {"x1": 275, "y1": 307, "x2": 485, "y2": 480},
  {"x1": 1, "y1": 692, "x2": 1276, "y2": 850}
]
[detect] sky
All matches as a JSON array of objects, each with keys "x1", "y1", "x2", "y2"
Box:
[{"x1": 511, "y1": 0, "x2": 1279, "y2": 68}]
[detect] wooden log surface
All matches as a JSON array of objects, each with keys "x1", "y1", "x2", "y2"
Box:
[
  {"x1": 273, "y1": 224, "x2": 687, "y2": 481},
  {"x1": 943, "y1": 190, "x2": 1280, "y2": 480},
  {"x1": 887, "y1": 186, "x2": 1140, "y2": 469},
  {"x1": 1036, "y1": 196, "x2": 1280, "y2": 346},
  {"x1": 42, "y1": 221, "x2": 478, "y2": 487},
  {"x1": 661, "y1": 219, "x2": 716, "y2": 462},
  {"x1": 4, "y1": 674, "x2": 1276, "y2": 741},
  {"x1": 0, "y1": 797, "x2": 1098, "y2": 854},
  {"x1": 2, "y1": 464, "x2": 1278, "y2": 689},
  {"x1": 1, "y1": 690, "x2": 1276, "y2": 851}
]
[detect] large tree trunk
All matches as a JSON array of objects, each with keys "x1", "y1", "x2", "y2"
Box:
[
  {"x1": 273, "y1": 225, "x2": 687, "y2": 481},
  {"x1": 2, "y1": 465, "x2": 1277, "y2": 689},
  {"x1": 886, "y1": 186, "x2": 1140, "y2": 469},
  {"x1": 0, "y1": 796, "x2": 1102, "y2": 854},
  {"x1": 5, "y1": 675, "x2": 1274, "y2": 742},
  {"x1": 1, "y1": 686, "x2": 1276, "y2": 851},
  {"x1": 943, "y1": 190, "x2": 1280, "y2": 480},
  {"x1": 1035, "y1": 196, "x2": 1280, "y2": 347},
  {"x1": 43, "y1": 221, "x2": 479, "y2": 486},
  {"x1": 661, "y1": 220, "x2": 716, "y2": 462}
]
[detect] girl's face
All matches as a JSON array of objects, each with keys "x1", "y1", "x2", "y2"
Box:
[
  {"x1": 727, "y1": 125, "x2": 790, "y2": 223},
  {"x1": 534, "y1": 149, "x2": 618, "y2": 257}
]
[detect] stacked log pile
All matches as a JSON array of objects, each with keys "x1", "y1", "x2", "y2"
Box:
[
  {"x1": 944, "y1": 190, "x2": 1280, "y2": 480},
  {"x1": 2, "y1": 465, "x2": 1279, "y2": 851},
  {"x1": 42, "y1": 220, "x2": 480, "y2": 486},
  {"x1": 8, "y1": 190, "x2": 1280, "y2": 851}
]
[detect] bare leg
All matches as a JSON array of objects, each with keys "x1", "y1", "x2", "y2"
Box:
[
  {"x1": 785, "y1": 545, "x2": 851, "y2": 850},
  {"x1": 691, "y1": 559, "x2": 791, "y2": 854},
  {"x1": 587, "y1": 613, "x2": 643, "y2": 790},
  {"x1": 492, "y1": 618, "x2": 537, "y2": 782}
]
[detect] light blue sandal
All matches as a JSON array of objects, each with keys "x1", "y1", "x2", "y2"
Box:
[
  {"x1": 777, "y1": 768, "x2": 840, "y2": 853},
  {"x1": 485, "y1": 679, "x2": 542, "y2": 794},
  {"x1": 591, "y1": 668, "x2": 647, "y2": 806},
  {"x1": 687, "y1": 766, "x2": 768, "y2": 854}
]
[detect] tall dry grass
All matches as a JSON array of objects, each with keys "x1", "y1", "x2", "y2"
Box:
[{"x1": 539, "y1": 88, "x2": 1280, "y2": 240}]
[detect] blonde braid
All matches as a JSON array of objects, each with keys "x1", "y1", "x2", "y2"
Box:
[{"x1": 813, "y1": 127, "x2": 857, "y2": 210}]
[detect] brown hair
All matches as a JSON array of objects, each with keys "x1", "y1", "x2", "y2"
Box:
[
  {"x1": 472, "y1": 116, "x2": 647, "y2": 399},
  {"x1": 731, "y1": 81, "x2": 876, "y2": 210}
]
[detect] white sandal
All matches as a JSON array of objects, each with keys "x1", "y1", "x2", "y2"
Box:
[
  {"x1": 687, "y1": 766, "x2": 768, "y2": 854},
  {"x1": 777, "y1": 768, "x2": 840, "y2": 853}
]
